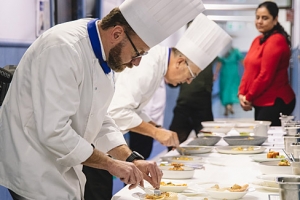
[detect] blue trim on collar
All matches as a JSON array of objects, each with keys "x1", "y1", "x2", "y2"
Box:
[
  {"x1": 168, "y1": 48, "x2": 171, "y2": 65},
  {"x1": 87, "y1": 19, "x2": 111, "y2": 74}
]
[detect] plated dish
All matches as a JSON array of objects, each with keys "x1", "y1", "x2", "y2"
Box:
[
  {"x1": 135, "y1": 192, "x2": 186, "y2": 200},
  {"x1": 258, "y1": 160, "x2": 292, "y2": 175},
  {"x1": 160, "y1": 155, "x2": 203, "y2": 163},
  {"x1": 159, "y1": 181, "x2": 188, "y2": 193},
  {"x1": 205, "y1": 183, "x2": 249, "y2": 200},
  {"x1": 215, "y1": 146, "x2": 266, "y2": 154},
  {"x1": 201, "y1": 121, "x2": 235, "y2": 133},
  {"x1": 250, "y1": 154, "x2": 285, "y2": 162},
  {"x1": 176, "y1": 145, "x2": 213, "y2": 154},
  {"x1": 188, "y1": 136, "x2": 222, "y2": 146},
  {"x1": 223, "y1": 136, "x2": 268, "y2": 146},
  {"x1": 159, "y1": 166, "x2": 195, "y2": 179}
]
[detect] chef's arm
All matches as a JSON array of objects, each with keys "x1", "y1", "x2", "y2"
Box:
[{"x1": 130, "y1": 121, "x2": 179, "y2": 147}]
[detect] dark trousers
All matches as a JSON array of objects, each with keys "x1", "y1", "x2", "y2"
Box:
[
  {"x1": 8, "y1": 190, "x2": 26, "y2": 200},
  {"x1": 169, "y1": 95, "x2": 213, "y2": 151},
  {"x1": 254, "y1": 97, "x2": 296, "y2": 126},
  {"x1": 83, "y1": 166, "x2": 113, "y2": 200},
  {"x1": 129, "y1": 131, "x2": 153, "y2": 160}
]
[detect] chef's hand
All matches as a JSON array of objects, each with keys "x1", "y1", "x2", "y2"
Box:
[
  {"x1": 153, "y1": 128, "x2": 179, "y2": 147},
  {"x1": 239, "y1": 94, "x2": 252, "y2": 111},
  {"x1": 133, "y1": 160, "x2": 163, "y2": 189},
  {"x1": 108, "y1": 159, "x2": 144, "y2": 190}
]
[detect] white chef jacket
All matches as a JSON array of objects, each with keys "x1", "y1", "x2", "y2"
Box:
[
  {"x1": 108, "y1": 45, "x2": 168, "y2": 132},
  {"x1": 0, "y1": 19, "x2": 126, "y2": 200},
  {"x1": 142, "y1": 79, "x2": 166, "y2": 126}
]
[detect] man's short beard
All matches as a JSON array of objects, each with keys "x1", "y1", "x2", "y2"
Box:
[{"x1": 107, "y1": 40, "x2": 129, "y2": 72}]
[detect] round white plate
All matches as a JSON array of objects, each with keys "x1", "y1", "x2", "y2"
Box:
[
  {"x1": 160, "y1": 155, "x2": 203, "y2": 163},
  {"x1": 177, "y1": 146, "x2": 213, "y2": 154},
  {"x1": 249, "y1": 154, "x2": 285, "y2": 162},
  {"x1": 216, "y1": 146, "x2": 266, "y2": 154},
  {"x1": 159, "y1": 166, "x2": 195, "y2": 179},
  {"x1": 160, "y1": 185, "x2": 188, "y2": 193},
  {"x1": 258, "y1": 161, "x2": 292, "y2": 175},
  {"x1": 253, "y1": 185, "x2": 279, "y2": 192},
  {"x1": 134, "y1": 192, "x2": 187, "y2": 200}
]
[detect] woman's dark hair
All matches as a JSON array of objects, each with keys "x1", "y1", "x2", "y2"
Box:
[
  {"x1": 100, "y1": 7, "x2": 136, "y2": 35},
  {"x1": 257, "y1": 1, "x2": 291, "y2": 47}
]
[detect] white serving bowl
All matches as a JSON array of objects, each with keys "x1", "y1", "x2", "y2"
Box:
[
  {"x1": 206, "y1": 189, "x2": 247, "y2": 200},
  {"x1": 201, "y1": 121, "x2": 235, "y2": 133},
  {"x1": 159, "y1": 166, "x2": 195, "y2": 179},
  {"x1": 160, "y1": 183, "x2": 188, "y2": 193},
  {"x1": 205, "y1": 183, "x2": 249, "y2": 200},
  {"x1": 234, "y1": 122, "x2": 256, "y2": 133},
  {"x1": 137, "y1": 192, "x2": 186, "y2": 200},
  {"x1": 258, "y1": 161, "x2": 292, "y2": 175}
]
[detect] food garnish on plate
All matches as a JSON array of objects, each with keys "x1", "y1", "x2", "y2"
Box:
[
  {"x1": 172, "y1": 156, "x2": 193, "y2": 161},
  {"x1": 168, "y1": 163, "x2": 184, "y2": 171},
  {"x1": 210, "y1": 184, "x2": 249, "y2": 192},
  {"x1": 232, "y1": 146, "x2": 254, "y2": 151},
  {"x1": 278, "y1": 159, "x2": 290, "y2": 166},
  {"x1": 160, "y1": 181, "x2": 187, "y2": 186},
  {"x1": 267, "y1": 150, "x2": 285, "y2": 159}
]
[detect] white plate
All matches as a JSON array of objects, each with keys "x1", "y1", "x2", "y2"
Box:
[
  {"x1": 159, "y1": 166, "x2": 195, "y2": 179},
  {"x1": 258, "y1": 161, "x2": 292, "y2": 175},
  {"x1": 249, "y1": 154, "x2": 285, "y2": 162},
  {"x1": 177, "y1": 146, "x2": 213, "y2": 154},
  {"x1": 204, "y1": 183, "x2": 249, "y2": 200},
  {"x1": 159, "y1": 182, "x2": 188, "y2": 193},
  {"x1": 253, "y1": 185, "x2": 279, "y2": 192},
  {"x1": 201, "y1": 121, "x2": 235, "y2": 133},
  {"x1": 216, "y1": 146, "x2": 266, "y2": 154},
  {"x1": 160, "y1": 155, "x2": 203, "y2": 164},
  {"x1": 134, "y1": 192, "x2": 187, "y2": 200}
]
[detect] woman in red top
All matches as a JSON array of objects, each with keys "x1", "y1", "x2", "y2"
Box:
[{"x1": 238, "y1": 1, "x2": 295, "y2": 126}]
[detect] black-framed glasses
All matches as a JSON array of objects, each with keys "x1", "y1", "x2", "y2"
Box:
[
  {"x1": 124, "y1": 31, "x2": 148, "y2": 59},
  {"x1": 185, "y1": 61, "x2": 196, "y2": 80}
]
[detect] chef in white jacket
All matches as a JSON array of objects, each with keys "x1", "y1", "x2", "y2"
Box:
[
  {"x1": 0, "y1": 0, "x2": 206, "y2": 199},
  {"x1": 108, "y1": 14, "x2": 232, "y2": 158}
]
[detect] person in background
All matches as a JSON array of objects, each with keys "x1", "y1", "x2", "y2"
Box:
[
  {"x1": 238, "y1": 1, "x2": 295, "y2": 126},
  {"x1": 108, "y1": 13, "x2": 231, "y2": 158},
  {"x1": 0, "y1": 0, "x2": 205, "y2": 199},
  {"x1": 214, "y1": 47, "x2": 244, "y2": 116},
  {"x1": 169, "y1": 60, "x2": 215, "y2": 145}
]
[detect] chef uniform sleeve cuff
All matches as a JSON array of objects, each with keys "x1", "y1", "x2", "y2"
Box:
[
  {"x1": 94, "y1": 131, "x2": 127, "y2": 153},
  {"x1": 57, "y1": 138, "x2": 93, "y2": 167}
]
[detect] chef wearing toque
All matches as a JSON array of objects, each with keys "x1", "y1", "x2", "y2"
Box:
[
  {"x1": 108, "y1": 13, "x2": 232, "y2": 163},
  {"x1": 0, "y1": 0, "x2": 206, "y2": 199}
]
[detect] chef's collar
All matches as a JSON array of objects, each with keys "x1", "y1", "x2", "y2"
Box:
[{"x1": 87, "y1": 19, "x2": 111, "y2": 74}]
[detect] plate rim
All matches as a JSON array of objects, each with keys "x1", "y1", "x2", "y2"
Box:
[{"x1": 216, "y1": 146, "x2": 266, "y2": 154}]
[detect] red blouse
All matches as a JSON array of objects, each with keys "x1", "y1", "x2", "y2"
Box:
[{"x1": 239, "y1": 33, "x2": 295, "y2": 106}]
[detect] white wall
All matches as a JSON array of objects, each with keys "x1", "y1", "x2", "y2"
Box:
[
  {"x1": 216, "y1": 9, "x2": 291, "y2": 52},
  {"x1": 0, "y1": 0, "x2": 50, "y2": 44}
]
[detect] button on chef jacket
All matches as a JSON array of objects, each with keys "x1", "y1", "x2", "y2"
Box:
[{"x1": 0, "y1": 18, "x2": 126, "y2": 200}]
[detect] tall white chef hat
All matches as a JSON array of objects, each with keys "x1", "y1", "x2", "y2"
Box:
[
  {"x1": 119, "y1": 0, "x2": 205, "y2": 48},
  {"x1": 175, "y1": 13, "x2": 232, "y2": 70}
]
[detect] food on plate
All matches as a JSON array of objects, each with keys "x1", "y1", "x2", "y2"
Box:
[
  {"x1": 172, "y1": 156, "x2": 193, "y2": 161},
  {"x1": 210, "y1": 184, "x2": 249, "y2": 192},
  {"x1": 232, "y1": 146, "x2": 254, "y2": 151},
  {"x1": 145, "y1": 192, "x2": 169, "y2": 199},
  {"x1": 160, "y1": 181, "x2": 187, "y2": 186},
  {"x1": 145, "y1": 192, "x2": 179, "y2": 200},
  {"x1": 239, "y1": 132, "x2": 250, "y2": 136},
  {"x1": 267, "y1": 151, "x2": 284, "y2": 158},
  {"x1": 168, "y1": 163, "x2": 184, "y2": 171},
  {"x1": 278, "y1": 159, "x2": 290, "y2": 166}
]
